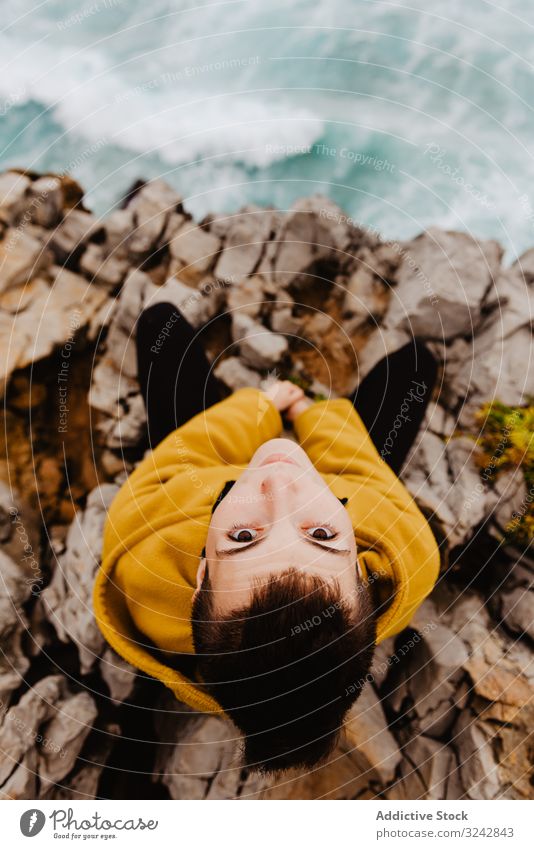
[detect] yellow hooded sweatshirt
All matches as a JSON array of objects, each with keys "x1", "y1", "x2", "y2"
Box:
[{"x1": 93, "y1": 387, "x2": 440, "y2": 715}]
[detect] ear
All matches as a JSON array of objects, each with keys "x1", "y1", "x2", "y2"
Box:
[{"x1": 193, "y1": 556, "x2": 207, "y2": 599}]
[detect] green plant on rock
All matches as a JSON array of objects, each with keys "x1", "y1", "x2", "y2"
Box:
[
  {"x1": 475, "y1": 400, "x2": 534, "y2": 547},
  {"x1": 287, "y1": 373, "x2": 327, "y2": 402}
]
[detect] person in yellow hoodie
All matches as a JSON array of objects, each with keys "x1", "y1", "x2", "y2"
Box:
[{"x1": 94, "y1": 302, "x2": 440, "y2": 774}]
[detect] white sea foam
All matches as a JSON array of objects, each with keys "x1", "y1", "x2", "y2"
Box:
[{"x1": 1, "y1": 0, "x2": 533, "y2": 257}]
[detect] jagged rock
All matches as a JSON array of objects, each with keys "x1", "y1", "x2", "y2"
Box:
[
  {"x1": 368, "y1": 637, "x2": 396, "y2": 688},
  {"x1": 300, "y1": 311, "x2": 337, "y2": 347},
  {"x1": 126, "y1": 179, "x2": 183, "y2": 260},
  {"x1": 151, "y1": 274, "x2": 225, "y2": 329},
  {"x1": 0, "y1": 748, "x2": 38, "y2": 799},
  {"x1": 89, "y1": 357, "x2": 139, "y2": 426},
  {"x1": 490, "y1": 702, "x2": 534, "y2": 799},
  {"x1": 80, "y1": 242, "x2": 129, "y2": 289},
  {"x1": 28, "y1": 176, "x2": 64, "y2": 228},
  {"x1": 423, "y1": 399, "x2": 457, "y2": 438},
  {"x1": 106, "y1": 393, "x2": 148, "y2": 449},
  {"x1": 168, "y1": 223, "x2": 220, "y2": 284},
  {"x1": 383, "y1": 589, "x2": 534, "y2": 799},
  {"x1": 49, "y1": 208, "x2": 96, "y2": 265},
  {"x1": 45, "y1": 722, "x2": 120, "y2": 801},
  {"x1": 89, "y1": 265, "x2": 223, "y2": 392},
  {"x1": 226, "y1": 275, "x2": 266, "y2": 320},
  {"x1": 411, "y1": 600, "x2": 469, "y2": 669},
  {"x1": 95, "y1": 208, "x2": 133, "y2": 252},
  {"x1": 80, "y1": 207, "x2": 135, "y2": 288},
  {"x1": 436, "y1": 264, "x2": 534, "y2": 427},
  {"x1": 465, "y1": 633, "x2": 534, "y2": 707},
  {"x1": 89, "y1": 268, "x2": 225, "y2": 450},
  {"x1": 161, "y1": 209, "x2": 189, "y2": 243},
  {"x1": 385, "y1": 619, "x2": 467, "y2": 739},
  {"x1": 0, "y1": 678, "x2": 98, "y2": 800},
  {"x1": 500, "y1": 587, "x2": 534, "y2": 640},
  {"x1": 0, "y1": 484, "x2": 41, "y2": 707},
  {"x1": 341, "y1": 244, "x2": 395, "y2": 330},
  {"x1": 100, "y1": 647, "x2": 137, "y2": 706},
  {"x1": 232, "y1": 313, "x2": 288, "y2": 369},
  {"x1": 383, "y1": 228, "x2": 503, "y2": 340},
  {"x1": 0, "y1": 265, "x2": 110, "y2": 396},
  {"x1": 441, "y1": 325, "x2": 534, "y2": 429},
  {"x1": 485, "y1": 262, "x2": 534, "y2": 338},
  {"x1": 0, "y1": 276, "x2": 48, "y2": 314},
  {"x1": 99, "y1": 449, "x2": 134, "y2": 479},
  {"x1": 41, "y1": 484, "x2": 119, "y2": 674},
  {"x1": 153, "y1": 707, "x2": 266, "y2": 800},
  {"x1": 0, "y1": 227, "x2": 50, "y2": 292},
  {"x1": 214, "y1": 356, "x2": 262, "y2": 391},
  {"x1": 0, "y1": 481, "x2": 41, "y2": 578},
  {"x1": 38, "y1": 691, "x2": 97, "y2": 791},
  {"x1": 453, "y1": 713, "x2": 501, "y2": 799},
  {"x1": 89, "y1": 268, "x2": 156, "y2": 445},
  {"x1": 387, "y1": 735, "x2": 457, "y2": 800},
  {"x1": 269, "y1": 298, "x2": 303, "y2": 336},
  {"x1": 91, "y1": 370, "x2": 145, "y2": 450},
  {"x1": 512, "y1": 245, "x2": 534, "y2": 278},
  {"x1": 401, "y1": 433, "x2": 491, "y2": 549},
  {"x1": 341, "y1": 684, "x2": 402, "y2": 784},
  {"x1": 489, "y1": 466, "x2": 528, "y2": 537},
  {"x1": 259, "y1": 196, "x2": 351, "y2": 288},
  {"x1": 0, "y1": 676, "x2": 91, "y2": 792},
  {"x1": 94, "y1": 269, "x2": 157, "y2": 386},
  {"x1": 214, "y1": 207, "x2": 275, "y2": 283},
  {"x1": 447, "y1": 593, "x2": 534, "y2": 712},
  {"x1": 0, "y1": 172, "x2": 32, "y2": 225},
  {"x1": 0, "y1": 550, "x2": 32, "y2": 705}
]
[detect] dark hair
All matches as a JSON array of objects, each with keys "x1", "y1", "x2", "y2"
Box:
[{"x1": 191, "y1": 567, "x2": 376, "y2": 774}]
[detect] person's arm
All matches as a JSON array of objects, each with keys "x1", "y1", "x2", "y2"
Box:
[
  {"x1": 291, "y1": 396, "x2": 433, "y2": 516},
  {"x1": 290, "y1": 397, "x2": 408, "y2": 499}
]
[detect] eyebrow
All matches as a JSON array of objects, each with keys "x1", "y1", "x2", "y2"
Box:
[{"x1": 215, "y1": 536, "x2": 351, "y2": 559}]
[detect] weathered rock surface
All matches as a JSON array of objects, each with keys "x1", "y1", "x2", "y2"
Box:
[
  {"x1": 0, "y1": 482, "x2": 41, "y2": 709},
  {"x1": 0, "y1": 675, "x2": 97, "y2": 800},
  {"x1": 383, "y1": 228, "x2": 503, "y2": 340},
  {"x1": 341, "y1": 683, "x2": 402, "y2": 785},
  {"x1": 500, "y1": 586, "x2": 534, "y2": 640},
  {"x1": 0, "y1": 169, "x2": 533, "y2": 800},
  {"x1": 232, "y1": 313, "x2": 289, "y2": 370},
  {"x1": 153, "y1": 701, "x2": 266, "y2": 800},
  {"x1": 41, "y1": 484, "x2": 119, "y2": 675}
]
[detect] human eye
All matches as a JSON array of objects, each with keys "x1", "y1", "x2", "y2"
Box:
[
  {"x1": 304, "y1": 523, "x2": 338, "y2": 541},
  {"x1": 227, "y1": 524, "x2": 260, "y2": 543}
]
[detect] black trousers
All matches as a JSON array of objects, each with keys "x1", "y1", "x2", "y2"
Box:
[{"x1": 136, "y1": 303, "x2": 437, "y2": 475}]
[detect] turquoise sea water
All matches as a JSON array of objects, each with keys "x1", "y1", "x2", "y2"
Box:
[{"x1": 1, "y1": 0, "x2": 534, "y2": 257}]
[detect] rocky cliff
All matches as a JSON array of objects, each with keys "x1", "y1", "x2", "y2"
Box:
[{"x1": 0, "y1": 169, "x2": 533, "y2": 800}]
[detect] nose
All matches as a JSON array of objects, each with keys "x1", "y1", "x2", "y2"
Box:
[{"x1": 260, "y1": 467, "x2": 299, "y2": 498}]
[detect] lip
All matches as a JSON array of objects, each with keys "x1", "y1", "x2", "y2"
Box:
[{"x1": 260, "y1": 453, "x2": 298, "y2": 467}]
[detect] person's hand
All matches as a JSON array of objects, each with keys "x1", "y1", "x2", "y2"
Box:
[
  {"x1": 285, "y1": 396, "x2": 314, "y2": 422},
  {"x1": 260, "y1": 379, "x2": 305, "y2": 412}
]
